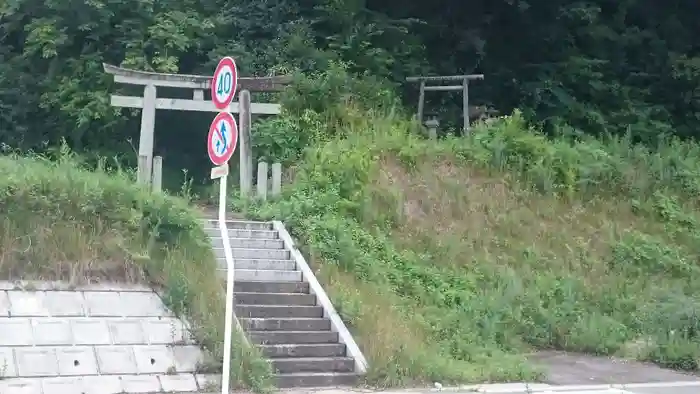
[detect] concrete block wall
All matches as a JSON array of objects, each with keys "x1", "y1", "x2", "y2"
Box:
[{"x1": 0, "y1": 281, "x2": 220, "y2": 394}]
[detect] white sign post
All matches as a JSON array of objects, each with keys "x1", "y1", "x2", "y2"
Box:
[{"x1": 209, "y1": 57, "x2": 239, "y2": 394}]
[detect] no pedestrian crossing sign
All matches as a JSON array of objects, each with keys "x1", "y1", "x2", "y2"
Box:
[
  {"x1": 211, "y1": 57, "x2": 238, "y2": 110},
  {"x1": 207, "y1": 111, "x2": 238, "y2": 166}
]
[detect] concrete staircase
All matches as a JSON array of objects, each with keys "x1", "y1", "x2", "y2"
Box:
[{"x1": 200, "y1": 218, "x2": 366, "y2": 388}]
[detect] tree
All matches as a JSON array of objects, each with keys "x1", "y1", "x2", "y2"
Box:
[{"x1": 1, "y1": 0, "x2": 698, "y2": 162}]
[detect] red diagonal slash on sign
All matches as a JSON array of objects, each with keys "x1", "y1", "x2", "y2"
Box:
[
  {"x1": 214, "y1": 121, "x2": 228, "y2": 154},
  {"x1": 207, "y1": 111, "x2": 237, "y2": 166}
]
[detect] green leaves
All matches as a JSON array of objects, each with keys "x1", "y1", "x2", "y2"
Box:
[
  {"x1": 23, "y1": 18, "x2": 67, "y2": 59},
  {"x1": 2, "y1": 0, "x2": 700, "y2": 178}
]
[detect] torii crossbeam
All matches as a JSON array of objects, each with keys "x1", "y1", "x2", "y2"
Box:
[{"x1": 103, "y1": 63, "x2": 292, "y2": 190}]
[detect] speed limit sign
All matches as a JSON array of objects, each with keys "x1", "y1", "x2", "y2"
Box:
[{"x1": 211, "y1": 57, "x2": 238, "y2": 110}]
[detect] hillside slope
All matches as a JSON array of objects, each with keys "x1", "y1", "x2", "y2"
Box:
[
  {"x1": 245, "y1": 108, "x2": 700, "y2": 387},
  {"x1": 0, "y1": 149, "x2": 272, "y2": 391}
]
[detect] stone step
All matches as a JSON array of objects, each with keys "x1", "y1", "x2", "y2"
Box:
[
  {"x1": 234, "y1": 259, "x2": 296, "y2": 271},
  {"x1": 216, "y1": 260, "x2": 296, "y2": 272},
  {"x1": 274, "y1": 372, "x2": 359, "y2": 388},
  {"x1": 271, "y1": 357, "x2": 354, "y2": 374},
  {"x1": 240, "y1": 317, "x2": 331, "y2": 331},
  {"x1": 235, "y1": 292, "x2": 316, "y2": 306},
  {"x1": 249, "y1": 330, "x2": 339, "y2": 344},
  {"x1": 201, "y1": 219, "x2": 273, "y2": 230},
  {"x1": 234, "y1": 281, "x2": 309, "y2": 293},
  {"x1": 214, "y1": 247, "x2": 289, "y2": 260},
  {"x1": 236, "y1": 305, "x2": 323, "y2": 318},
  {"x1": 230, "y1": 269, "x2": 302, "y2": 282},
  {"x1": 259, "y1": 343, "x2": 346, "y2": 358},
  {"x1": 210, "y1": 237, "x2": 285, "y2": 250},
  {"x1": 202, "y1": 227, "x2": 279, "y2": 239}
]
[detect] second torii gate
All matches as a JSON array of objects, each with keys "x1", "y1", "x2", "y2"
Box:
[
  {"x1": 103, "y1": 63, "x2": 291, "y2": 195},
  {"x1": 406, "y1": 74, "x2": 484, "y2": 135}
]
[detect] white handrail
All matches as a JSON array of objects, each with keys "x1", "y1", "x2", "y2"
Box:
[{"x1": 272, "y1": 221, "x2": 368, "y2": 373}]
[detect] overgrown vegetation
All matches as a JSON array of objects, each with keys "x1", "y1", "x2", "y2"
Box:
[
  {"x1": 237, "y1": 67, "x2": 700, "y2": 386},
  {"x1": 0, "y1": 146, "x2": 272, "y2": 392},
  {"x1": 3, "y1": 0, "x2": 700, "y2": 389},
  {"x1": 2, "y1": 0, "x2": 699, "y2": 182}
]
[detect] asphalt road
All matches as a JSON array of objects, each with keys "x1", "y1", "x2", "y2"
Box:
[
  {"x1": 274, "y1": 383, "x2": 700, "y2": 394},
  {"x1": 626, "y1": 385, "x2": 700, "y2": 394},
  {"x1": 528, "y1": 351, "x2": 699, "y2": 386}
]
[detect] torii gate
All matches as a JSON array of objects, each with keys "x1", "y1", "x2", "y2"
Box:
[
  {"x1": 406, "y1": 74, "x2": 484, "y2": 135},
  {"x1": 103, "y1": 63, "x2": 291, "y2": 194}
]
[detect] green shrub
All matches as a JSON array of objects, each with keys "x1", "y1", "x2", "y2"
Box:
[
  {"x1": 253, "y1": 63, "x2": 402, "y2": 167},
  {"x1": 239, "y1": 79, "x2": 700, "y2": 383},
  {"x1": 0, "y1": 147, "x2": 272, "y2": 392}
]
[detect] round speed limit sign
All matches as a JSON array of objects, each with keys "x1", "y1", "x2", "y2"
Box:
[{"x1": 211, "y1": 57, "x2": 238, "y2": 110}]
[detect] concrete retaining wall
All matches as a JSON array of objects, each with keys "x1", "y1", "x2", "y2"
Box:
[{"x1": 0, "y1": 281, "x2": 219, "y2": 394}]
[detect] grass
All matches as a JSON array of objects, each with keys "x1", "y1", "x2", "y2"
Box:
[
  {"x1": 242, "y1": 104, "x2": 700, "y2": 387},
  {"x1": 0, "y1": 145, "x2": 272, "y2": 392}
]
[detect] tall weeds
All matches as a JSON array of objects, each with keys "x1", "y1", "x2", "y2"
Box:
[{"x1": 244, "y1": 105, "x2": 700, "y2": 385}]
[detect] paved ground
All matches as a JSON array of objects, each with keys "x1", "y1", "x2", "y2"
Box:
[
  {"x1": 622, "y1": 383, "x2": 700, "y2": 394},
  {"x1": 525, "y1": 351, "x2": 700, "y2": 394},
  {"x1": 269, "y1": 351, "x2": 700, "y2": 394},
  {"x1": 391, "y1": 350, "x2": 700, "y2": 394},
  {"x1": 529, "y1": 350, "x2": 699, "y2": 385},
  {"x1": 274, "y1": 381, "x2": 700, "y2": 394}
]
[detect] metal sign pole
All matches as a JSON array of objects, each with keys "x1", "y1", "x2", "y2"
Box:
[
  {"x1": 209, "y1": 56, "x2": 239, "y2": 394},
  {"x1": 219, "y1": 172, "x2": 235, "y2": 394}
]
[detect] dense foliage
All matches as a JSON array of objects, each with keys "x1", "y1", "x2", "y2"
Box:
[
  {"x1": 3, "y1": 0, "x2": 700, "y2": 387},
  {"x1": 0, "y1": 147, "x2": 273, "y2": 390},
  {"x1": 241, "y1": 82, "x2": 700, "y2": 383},
  {"x1": 1, "y1": 0, "x2": 699, "y2": 175}
]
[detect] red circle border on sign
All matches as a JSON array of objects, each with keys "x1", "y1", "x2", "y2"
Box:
[
  {"x1": 211, "y1": 57, "x2": 238, "y2": 110},
  {"x1": 207, "y1": 111, "x2": 238, "y2": 166}
]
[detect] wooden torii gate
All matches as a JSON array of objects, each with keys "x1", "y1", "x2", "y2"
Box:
[
  {"x1": 406, "y1": 74, "x2": 484, "y2": 135},
  {"x1": 103, "y1": 63, "x2": 291, "y2": 194}
]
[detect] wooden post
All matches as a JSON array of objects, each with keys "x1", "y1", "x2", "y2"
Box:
[
  {"x1": 417, "y1": 80, "x2": 426, "y2": 125},
  {"x1": 271, "y1": 163, "x2": 282, "y2": 197},
  {"x1": 239, "y1": 90, "x2": 253, "y2": 197},
  {"x1": 151, "y1": 156, "x2": 163, "y2": 192},
  {"x1": 462, "y1": 77, "x2": 469, "y2": 135},
  {"x1": 138, "y1": 84, "x2": 156, "y2": 184},
  {"x1": 137, "y1": 155, "x2": 149, "y2": 186},
  {"x1": 256, "y1": 162, "x2": 268, "y2": 200}
]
